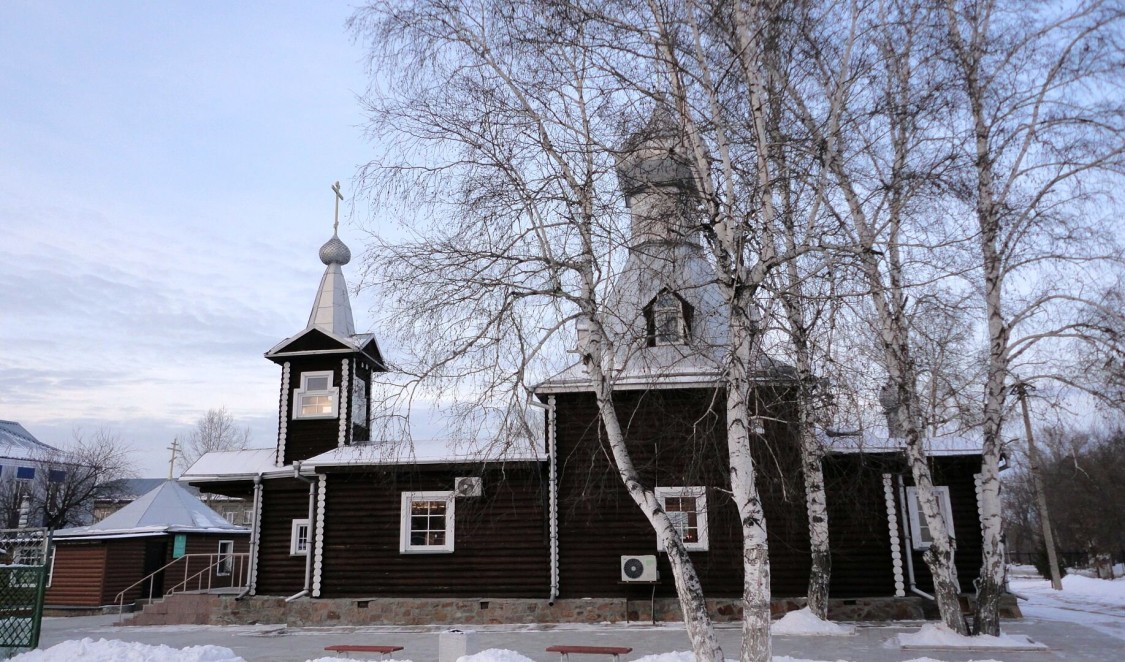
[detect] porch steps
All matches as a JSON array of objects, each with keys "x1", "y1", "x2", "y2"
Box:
[{"x1": 121, "y1": 593, "x2": 224, "y2": 626}]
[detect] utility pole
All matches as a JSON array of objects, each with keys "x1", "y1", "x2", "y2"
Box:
[
  {"x1": 1014, "y1": 380, "x2": 1062, "y2": 590},
  {"x1": 167, "y1": 437, "x2": 180, "y2": 481}
]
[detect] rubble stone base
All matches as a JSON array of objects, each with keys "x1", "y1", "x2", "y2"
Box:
[{"x1": 120, "y1": 593, "x2": 993, "y2": 627}]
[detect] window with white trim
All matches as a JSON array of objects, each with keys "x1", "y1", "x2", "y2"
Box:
[
  {"x1": 217, "y1": 540, "x2": 234, "y2": 576},
  {"x1": 294, "y1": 371, "x2": 339, "y2": 419},
  {"x1": 290, "y1": 519, "x2": 310, "y2": 556},
  {"x1": 656, "y1": 486, "x2": 709, "y2": 551},
  {"x1": 905, "y1": 485, "x2": 954, "y2": 550},
  {"x1": 400, "y1": 491, "x2": 455, "y2": 554}
]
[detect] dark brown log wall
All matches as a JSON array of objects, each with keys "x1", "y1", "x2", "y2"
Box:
[
  {"x1": 255, "y1": 478, "x2": 315, "y2": 595},
  {"x1": 822, "y1": 453, "x2": 900, "y2": 597},
  {"x1": 99, "y1": 538, "x2": 150, "y2": 605},
  {"x1": 283, "y1": 356, "x2": 347, "y2": 464},
  {"x1": 45, "y1": 542, "x2": 106, "y2": 607},
  {"x1": 552, "y1": 387, "x2": 810, "y2": 600},
  {"x1": 318, "y1": 464, "x2": 549, "y2": 597}
]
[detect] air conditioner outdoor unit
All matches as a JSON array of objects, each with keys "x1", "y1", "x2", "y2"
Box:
[
  {"x1": 454, "y1": 476, "x2": 482, "y2": 498},
  {"x1": 620, "y1": 555, "x2": 658, "y2": 582}
]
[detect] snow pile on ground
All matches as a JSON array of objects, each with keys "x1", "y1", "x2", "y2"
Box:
[
  {"x1": 457, "y1": 649, "x2": 534, "y2": 662},
  {"x1": 9, "y1": 638, "x2": 243, "y2": 662},
  {"x1": 307, "y1": 659, "x2": 411, "y2": 662},
  {"x1": 894, "y1": 623, "x2": 1045, "y2": 651},
  {"x1": 630, "y1": 654, "x2": 849, "y2": 662},
  {"x1": 1009, "y1": 569, "x2": 1125, "y2": 641},
  {"x1": 771, "y1": 607, "x2": 855, "y2": 635}
]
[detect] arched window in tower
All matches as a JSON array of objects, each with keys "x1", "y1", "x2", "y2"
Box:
[{"x1": 644, "y1": 289, "x2": 693, "y2": 346}]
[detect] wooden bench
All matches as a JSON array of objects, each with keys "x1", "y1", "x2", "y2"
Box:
[
  {"x1": 323, "y1": 644, "x2": 405, "y2": 659},
  {"x1": 546, "y1": 645, "x2": 633, "y2": 662}
]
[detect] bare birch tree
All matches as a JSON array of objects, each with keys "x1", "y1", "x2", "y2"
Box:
[
  {"x1": 179, "y1": 407, "x2": 253, "y2": 472},
  {"x1": 349, "y1": 2, "x2": 726, "y2": 657},
  {"x1": 788, "y1": 0, "x2": 974, "y2": 633},
  {"x1": 938, "y1": 0, "x2": 1125, "y2": 634}
]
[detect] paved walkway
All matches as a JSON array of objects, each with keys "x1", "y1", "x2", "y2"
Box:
[{"x1": 35, "y1": 614, "x2": 1124, "y2": 661}]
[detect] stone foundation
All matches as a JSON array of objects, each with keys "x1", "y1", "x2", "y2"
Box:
[
  {"x1": 189, "y1": 594, "x2": 931, "y2": 625},
  {"x1": 122, "y1": 593, "x2": 972, "y2": 627}
]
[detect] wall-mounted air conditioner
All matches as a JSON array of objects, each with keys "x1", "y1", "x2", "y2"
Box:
[
  {"x1": 454, "y1": 476, "x2": 482, "y2": 498},
  {"x1": 620, "y1": 555, "x2": 658, "y2": 582}
]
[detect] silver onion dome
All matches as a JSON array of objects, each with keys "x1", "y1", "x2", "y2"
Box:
[{"x1": 319, "y1": 233, "x2": 351, "y2": 266}]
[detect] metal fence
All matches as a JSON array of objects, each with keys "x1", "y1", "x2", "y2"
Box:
[
  {"x1": 1007, "y1": 549, "x2": 1125, "y2": 568},
  {"x1": 0, "y1": 528, "x2": 49, "y2": 655}
]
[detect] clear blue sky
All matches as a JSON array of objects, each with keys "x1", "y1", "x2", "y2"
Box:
[{"x1": 0, "y1": 1, "x2": 384, "y2": 476}]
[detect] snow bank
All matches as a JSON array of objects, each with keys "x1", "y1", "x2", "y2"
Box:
[
  {"x1": 895, "y1": 623, "x2": 1045, "y2": 651},
  {"x1": 770, "y1": 608, "x2": 855, "y2": 635},
  {"x1": 630, "y1": 654, "x2": 850, "y2": 662},
  {"x1": 307, "y1": 659, "x2": 411, "y2": 662},
  {"x1": 457, "y1": 650, "x2": 534, "y2": 662},
  {"x1": 9, "y1": 638, "x2": 243, "y2": 662}
]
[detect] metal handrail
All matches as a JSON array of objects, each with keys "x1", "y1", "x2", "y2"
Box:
[
  {"x1": 115, "y1": 552, "x2": 249, "y2": 619},
  {"x1": 164, "y1": 552, "x2": 250, "y2": 596}
]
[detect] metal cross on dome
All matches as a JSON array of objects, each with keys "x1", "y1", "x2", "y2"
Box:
[{"x1": 331, "y1": 180, "x2": 343, "y2": 233}]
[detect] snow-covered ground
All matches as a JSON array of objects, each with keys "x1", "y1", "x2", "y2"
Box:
[{"x1": 16, "y1": 566, "x2": 1125, "y2": 662}]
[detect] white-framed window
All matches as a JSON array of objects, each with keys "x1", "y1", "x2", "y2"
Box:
[
  {"x1": 905, "y1": 486, "x2": 954, "y2": 550},
  {"x1": 351, "y1": 374, "x2": 368, "y2": 426},
  {"x1": 290, "y1": 519, "x2": 310, "y2": 556},
  {"x1": 217, "y1": 540, "x2": 234, "y2": 576},
  {"x1": 400, "y1": 491, "x2": 455, "y2": 554},
  {"x1": 656, "y1": 486, "x2": 709, "y2": 552},
  {"x1": 294, "y1": 371, "x2": 339, "y2": 419},
  {"x1": 644, "y1": 290, "x2": 692, "y2": 346}
]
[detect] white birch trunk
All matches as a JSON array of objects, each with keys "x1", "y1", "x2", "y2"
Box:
[
  {"x1": 727, "y1": 312, "x2": 772, "y2": 662},
  {"x1": 580, "y1": 321, "x2": 725, "y2": 661},
  {"x1": 941, "y1": 1, "x2": 1010, "y2": 634}
]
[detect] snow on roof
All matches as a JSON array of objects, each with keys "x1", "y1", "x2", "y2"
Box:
[
  {"x1": 0, "y1": 420, "x2": 59, "y2": 461},
  {"x1": 179, "y1": 448, "x2": 280, "y2": 481},
  {"x1": 302, "y1": 438, "x2": 545, "y2": 470},
  {"x1": 821, "y1": 429, "x2": 983, "y2": 456},
  {"x1": 54, "y1": 480, "x2": 247, "y2": 540}
]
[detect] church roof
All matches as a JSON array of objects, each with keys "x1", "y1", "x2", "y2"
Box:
[
  {"x1": 0, "y1": 420, "x2": 59, "y2": 461},
  {"x1": 536, "y1": 114, "x2": 784, "y2": 393},
  {"x1": 299, "y1": 438, "x2": 545, "y2": 470},
  {"x1": 179, "y1": 448, "x2": 282, "y2": 482},
  {"x1": 820, "y1": 429, "x2": 984, "y2": 457},
  {"x1": 54, "y1": 480, "x2": 247, "y2": 540},
  {"x1": 264, "y1": 219, "x2": 384, "y2": 366}
]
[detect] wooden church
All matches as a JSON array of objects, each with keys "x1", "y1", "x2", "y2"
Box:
[{"x1": 183, "y1": 127, "x2": 987, "y2": 624}]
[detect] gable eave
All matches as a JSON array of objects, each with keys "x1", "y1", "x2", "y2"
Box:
[{"x1": 265, "y1": 326, "x2": 353, "y2": 360}]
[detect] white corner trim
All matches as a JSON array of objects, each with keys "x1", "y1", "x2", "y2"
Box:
[
  {"x1": 338, "y1": 359, "x2": 350, "y2": 447},
  {"x1": 883, "y1": 473, "x2": 906, "y2": 597},
  {"x1": 312, "y1": 474, "x2": 327, "y2": 597},
  {"x1": 276, "y1": 362, "x2": 291, "y2": 466}
]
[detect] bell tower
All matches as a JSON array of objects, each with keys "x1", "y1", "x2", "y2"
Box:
[{"x1": 264, "y1": 183, "x2": 385, "y2": 465}]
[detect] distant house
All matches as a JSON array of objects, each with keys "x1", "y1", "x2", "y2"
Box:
[
  {"x1": 0, "y1": 420, "x2": 68, "y2": 528},
  {"x1": 46, "y1": 480, "x2": 250, "y2": 610},
  {"x1": 94, "y1": 478, "x2": 252, "y2": 527}
]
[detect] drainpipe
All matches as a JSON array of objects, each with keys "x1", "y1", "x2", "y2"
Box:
[
  {"x1": 286, "y1": 460, "x2": 316, "y2": 602},
  {"x1": 236, "y1": 472, "x2": 264, "y2": 600},
  {"x1": 897, "y1": 474, "x2": 935, "y2": 602},
  {"x1": 529, "y1": 396, "x2": 559, "y2": 605}
]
